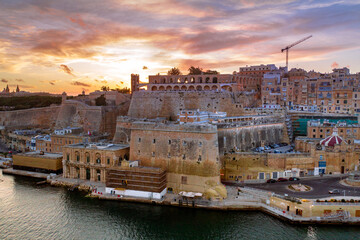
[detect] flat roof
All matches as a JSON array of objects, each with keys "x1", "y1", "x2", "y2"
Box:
[
  {"x1": 15, "y1": 151, "x2": 63, "y2": 159},
  {"x1": 64, "y1": 143, "x2": 129, "y2": 151}
]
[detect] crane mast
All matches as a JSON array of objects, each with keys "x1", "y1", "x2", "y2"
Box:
[{"x1": 281, "y1": 35, "x2": 312, "y2": 70}]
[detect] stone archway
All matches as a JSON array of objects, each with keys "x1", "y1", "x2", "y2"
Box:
[
  {"x1": 196, "y1": 85, "x2": 202, "y2": 91},
  {"x1": 173, "y1": 85, "x2": 180, "y2": 91},
  {"x1": 159, "y1": 86, "x2": 165, "y2": 91},
  {"x1": 166, "y1": 86, "x2": 172, "y2": 91},
  {"x1": 151, "y1": 86, "x2": 157, "y2": 91},
  {"x1": 181, "y1": 85, "x2": 187, "y2": 91},
  {"x1": 188, "y1": 86, "x2": 195, "y2": 91},
  {"x1": 204, "y1": 85, "x2": 210, "y2": 91}
]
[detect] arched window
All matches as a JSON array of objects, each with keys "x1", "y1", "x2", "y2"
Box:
[
  {"x1": 75, "y1": 151, "x2": 80, "y2": 162},
  {"x1": 85, "y1": 152, "x2": 90, "y2": 163},
  {"x1": 213, "y1": 77, "x2": 218, "y2": 83},
  {"x1": 95, "y1": 153, "x2": 101, "y2": 164}
]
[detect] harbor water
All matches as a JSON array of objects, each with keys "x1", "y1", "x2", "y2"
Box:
[{"x1": 1, "y1": 171, "x2": 360, "y2": 240}]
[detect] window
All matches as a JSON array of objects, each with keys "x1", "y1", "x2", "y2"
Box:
[
  {"x1": 107, "y1": 158, "x2": 110, "y2": 164},
  {"x1": 320, "y1": 155, "x2": 323, "y2": 160},
  {"x1": 168, "y1": 140, "x2": 171, "y2": 144},
  {"x1": 138, "y1": 150, "x2": 140, "y2": 154},
  {"x1": 198, "y1": 155, "x2": 202, "y2": 162},
  {"x1": 167, "y1": 153, "x2": 171, "y2": 158},
  {"x1": 344, "y1": 100, "x2": 347, "y2": 104},
  {"x1": 181, "y1": 176, "x2": 187, "y2": 184},
  {"x1": 199, "y1": 142, "x2": 202, "y2": 147},
  {"x1": 67, "y1": 154, "x2": 69, "y2": 161},
  {"x1": 153, "y1": 139, "x2": 156, "y2": 144},
  {"x1": 183, "y1": 141, "x2": 187, "y2": 146},
  {"x1": 138, "y1": 138, "x2": 141, "y2": 142},
  {"x1": 313, "y1": 129, "x2": 316, "y2": 132},
  {"x1": 182, "y1": 154, "x2": 186, "y2": 160},
  {"x1": 152, "y1": 152, "x2": 155, "y2": 157}
]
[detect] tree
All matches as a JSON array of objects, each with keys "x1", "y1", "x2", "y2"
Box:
[
  {"x1": 167, "y1": 67, "x2": 182, "y2": 75},
  {"x1": 101, "y1": 86, "x2": 110, "y2": 91},
  {"x1": 204, "y1": 69, "x2": 219, "y2": 75},
  {"x1": 188, "y1": 66, "x2": 203, "y2": 75},
  {"x1": 112, "y1": 87, "x2": 131, "y2": 94},
  {"x1": 95, "y1": 94, "x2": 107, "y2": 106}
]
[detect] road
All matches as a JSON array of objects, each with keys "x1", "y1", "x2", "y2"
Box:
[{"x1": 225, "y1": 176, "x2": 360, "y2": 199}]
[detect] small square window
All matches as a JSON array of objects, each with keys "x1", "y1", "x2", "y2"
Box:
[{"x1": 181, "y1": 176, "x2": 187, "y2": 184}]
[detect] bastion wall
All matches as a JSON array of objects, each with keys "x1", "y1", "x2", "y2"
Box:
[{"x1": 128, "y1": 91, "x2": 260, "y2": 120}]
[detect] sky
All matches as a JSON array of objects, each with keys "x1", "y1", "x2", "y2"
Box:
[{"x1": 0, "y1": 0, "x2": 359, "y2": 95}]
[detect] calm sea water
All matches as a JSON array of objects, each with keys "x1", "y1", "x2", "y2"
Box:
[{"x1": 1, "y1": 170, "x2": 360, "y2": 240}]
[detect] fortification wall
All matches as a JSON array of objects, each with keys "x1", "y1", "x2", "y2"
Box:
[
  {"x1": 128, "y1": 91, "x2": 259, "y2": 119},
  {"x1": 218, "y1": 123, "x2": 286, "y2": 155},
  {"x1": 0, "y1": 105, "x2": 61, "y2": 130},
  {"x1": 0, "y1": 98, "x2": 130, "y2": 136}
]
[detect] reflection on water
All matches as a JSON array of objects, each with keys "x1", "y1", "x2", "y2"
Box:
[{"x1": 1, "y1": 171, "x2": 360, "y2": 240}]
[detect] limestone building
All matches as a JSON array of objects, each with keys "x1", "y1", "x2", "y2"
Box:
[
  {"x1": 13, "y1": 152, "x2": 63, "y2": 174},
  {"x1": 129, "y1": 121, "x2": 222, "y2": 193},
  {"x1": 62, "y1": 143, "x2": 130, "y2": 182}
]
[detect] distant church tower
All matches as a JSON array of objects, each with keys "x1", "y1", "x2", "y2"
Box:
[
  {"x1": 62, "y1": 92, "x2": 67, "y2": 103},
  {"x1": 131, "y1": 74, "x2": 140, "y2": 93},
  {"x1": 5, "y1": 85, "x2": 9, "y2": 93},
  {"x1": 16, "y1": 85, "x2": 20, "y2": 92}
]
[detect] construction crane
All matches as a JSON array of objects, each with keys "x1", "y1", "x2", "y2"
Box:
[{"x1": 281, "y1": 35, "x2": 312, "y2": 69}]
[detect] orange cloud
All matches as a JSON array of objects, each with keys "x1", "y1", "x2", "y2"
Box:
[
  {"x1": 331, "y1": 62, "x2": 339, "y2": 69},
  {"x1": 71, "y1": 81, "x2": 91, "y2": 87},
  {"x1": 59, "y1": 64, "x2": 75, "y2": 76},
  {"x1": 119, "y1": 0, "x2": 217, "y2": 18}
]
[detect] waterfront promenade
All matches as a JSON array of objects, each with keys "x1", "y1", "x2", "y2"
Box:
[{"x1": 3, "y1": 168, "x2": 360, "y2": 225}]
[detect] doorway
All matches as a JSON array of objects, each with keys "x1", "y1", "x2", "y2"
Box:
[
  {"x1": 341, "y1": 166, "x2": 345, "y2": 174},
  {"x1": 86, "y1": 169, "x2": 90, "y2": 180}
]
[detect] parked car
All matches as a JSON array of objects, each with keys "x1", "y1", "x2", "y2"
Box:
[
  {"x1": 329, "y1": 189, "x2": 340, "y2": 194},
  {"x1": 274, "y1": 150, "x2": 281, "y2": 153},
  {"x1": 277, "y1": 178, "x2": 288, "y2": 182},
  {"x1": 264, "y1": 146, "x2": 271, "y2": 150},
  {"x1": 289, "y1": 177, "x2": 300, "y2": 181},
  {"x1": 267, "y1": 179, "x2": 276, "y2": 183}
]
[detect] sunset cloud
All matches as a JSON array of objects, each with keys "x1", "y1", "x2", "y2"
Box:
[
  {"x1": 0, "y1": 0, "x2": 359, "y2": 94},
  {"x1": 71, "y1": 81, "x2": 91, "y2": 87},
  {"x1": 59, "y1": 64, "x2": 75, "y2": 76}
]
